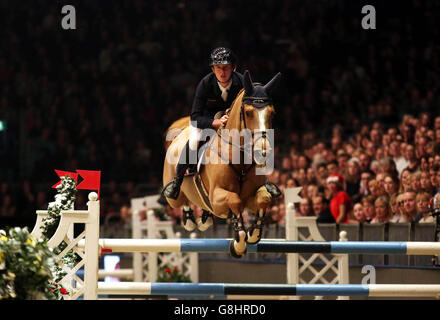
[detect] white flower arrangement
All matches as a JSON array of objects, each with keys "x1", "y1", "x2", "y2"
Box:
[{"x1": 40, "y1": 176, "x2": 78, "y2": 298}]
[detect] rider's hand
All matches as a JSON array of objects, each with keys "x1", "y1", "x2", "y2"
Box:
[
  {"x1": 212, "y1": 115, "x2": 229, "y2": 129},
  {"x1": 212, "y1": 119, "x2": 223, "y2": 128},
  {"x1": 220, "y1": 115, "x2": 229, "y2": 126}
]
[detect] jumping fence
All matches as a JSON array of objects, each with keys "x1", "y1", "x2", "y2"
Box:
[{"x1": 29, "y1": 187, "x2": 440, "y2": 300}]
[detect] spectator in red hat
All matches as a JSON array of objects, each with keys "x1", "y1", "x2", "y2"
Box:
[{"x1": 326, "y1": 174, "x2": 351, "y2": 223}]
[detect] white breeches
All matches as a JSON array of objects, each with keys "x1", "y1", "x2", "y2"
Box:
[{"x1": 189, "y1": 124, "x2": 202, "y2": 150}]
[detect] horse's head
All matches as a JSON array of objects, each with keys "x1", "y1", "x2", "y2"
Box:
[{"x1": 241, "y1": 70, "x2": 281, "y2": 166}]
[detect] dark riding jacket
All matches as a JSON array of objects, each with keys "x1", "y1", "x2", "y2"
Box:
[{"x1": 190, "y1": 72, "x2": 244, "y2": 129}]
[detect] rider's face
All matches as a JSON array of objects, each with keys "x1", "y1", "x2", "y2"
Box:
[{"x1": 212, "y1": 64, "x2": 234, "y2": 85}]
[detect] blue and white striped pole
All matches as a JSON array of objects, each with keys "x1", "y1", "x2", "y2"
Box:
[
  {"x1": 92, "y1": 238, "x2": 440, "y2": 256},
  {"x1": 97, "y1": 282, "x2": 440, "y2": 298}
]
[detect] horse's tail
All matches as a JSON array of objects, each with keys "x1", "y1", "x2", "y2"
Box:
[{"x1": 163, "y1": 116, "x2": 191, "y2": 151}]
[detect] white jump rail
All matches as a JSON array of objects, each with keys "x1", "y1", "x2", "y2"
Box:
[{"x1": 31, "y1": 188, "x2": 440, "y2": 300}]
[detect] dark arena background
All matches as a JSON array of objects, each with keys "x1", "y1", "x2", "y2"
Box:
[{"x1": 1, "y1": 0, "x2": 440, "y2": 305}]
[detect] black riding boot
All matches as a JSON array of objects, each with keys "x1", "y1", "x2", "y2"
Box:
[{"x1": 163, "y1": 141, "x2": 196, "y2": 200}]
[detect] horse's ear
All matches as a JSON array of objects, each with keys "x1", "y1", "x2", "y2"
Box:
[
  {"x1": 243, "y1": 70, "x2": 253, "y2": 96},
  {"x1": 264, "y1": 72, "x2": 282, "y2": 96}
]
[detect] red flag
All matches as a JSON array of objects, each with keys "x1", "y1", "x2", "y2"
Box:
[
  {"x1": 52, "y1": 170, "x2": 79, "y2": 188},
  {"x1": 76, "y1": 170, "x2": 101, "y2": 199}
]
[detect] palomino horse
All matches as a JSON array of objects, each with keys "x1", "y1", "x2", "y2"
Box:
[{"x1": 163, "y1": 70, "x2": 281, "y2": 257}]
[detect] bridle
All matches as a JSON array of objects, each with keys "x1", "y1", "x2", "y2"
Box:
[{"x1": 214, "y1": 94, "x2": 273, "y2": 186}]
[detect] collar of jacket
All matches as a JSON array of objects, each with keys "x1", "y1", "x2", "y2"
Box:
[{"x1": 211, "y1": 72, "x2": 241, "y2": 96}]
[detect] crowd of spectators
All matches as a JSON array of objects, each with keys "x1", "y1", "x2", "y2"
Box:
[
  {"x1": 265, "y1": 113, "x2": 440, "y2": 226},
  {"x1": 1, "y1": 1, "x2": 440, "y2": 228}
]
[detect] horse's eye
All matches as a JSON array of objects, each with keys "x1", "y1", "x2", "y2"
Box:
[{"x1": 244, "y1": 105, "x2": 254, "y2": 117}]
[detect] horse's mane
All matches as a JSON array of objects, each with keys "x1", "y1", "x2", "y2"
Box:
[{"x1": 225, "y1": 89, "x2": 245, "y2": 130}]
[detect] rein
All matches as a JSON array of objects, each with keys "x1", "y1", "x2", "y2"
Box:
[{"x1": 214, "y1": 97, "x2": 269, "y2": 187}]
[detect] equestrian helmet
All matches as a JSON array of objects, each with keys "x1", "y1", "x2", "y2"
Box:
[{"x1": 209, "y1": 47, "x2": 237, "y2": 67}]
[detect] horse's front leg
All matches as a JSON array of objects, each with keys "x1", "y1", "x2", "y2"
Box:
[
  {"x1": 196, "y1": 210, "x2": 214, "y2": 232},
  {"x1": 212, "y1": 187, "x2": 247, "y2": 258},
  {"x1": 245, "y1": 185, "x2": 272, "y2": 244}
]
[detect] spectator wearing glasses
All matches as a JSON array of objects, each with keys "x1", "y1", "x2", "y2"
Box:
[{"x1": 390, "y1": 193, "x2": 404, "y2": 222}]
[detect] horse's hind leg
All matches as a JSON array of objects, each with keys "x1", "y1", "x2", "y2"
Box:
[
  {"x1": 212, "y1": 188, "x2": 247, "y2": 257},
  {"x1": 182, "y1": 206, "x2": 197, "y2": 231},
  {"x1": 166, "y1": 193, "x2": 196, "y2": 231}
]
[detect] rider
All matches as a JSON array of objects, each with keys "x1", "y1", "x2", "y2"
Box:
[{"x1": 163, "y1": 47, "x2": 244, "y2": 199}]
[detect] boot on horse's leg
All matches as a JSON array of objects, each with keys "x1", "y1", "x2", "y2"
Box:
[
  {"x1": 229, "y1": 213, "x2": 248, "y2": 259},
  {"x1": 265, "y1": 181, "x2": 282, "y2": 198},
  {"x1": 163, "y1": 141, "x2": 196, "y2": 200},
  {"x1": 196, "y1": 210, "x2": 214, "y2": 232},
  {"x1": 181, "y1": 206, "x2": 197, "y2": 231},
  {"x1": 247, "y1": 208, "x2": 265, "y2": 244}
]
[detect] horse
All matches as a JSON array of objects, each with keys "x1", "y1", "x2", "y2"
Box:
[{"x1": 162, "y1": 70, "x2": 281, "y2": 257}]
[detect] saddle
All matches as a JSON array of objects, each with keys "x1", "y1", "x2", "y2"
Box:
[
  {"x1": 184, "y1": 108, "x2": 231, "y2": 176},
  {"x1": 184, "y1": 143, "x2": 208, "y2": 177}
]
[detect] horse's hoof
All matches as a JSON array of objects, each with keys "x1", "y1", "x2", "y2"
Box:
[
  {"x1": 182, "y1": 207, "x2": 197, "y2": 232},
  {"x1": 246, "y1": 227, "x2": 262, "y2": 244},
  {"x1": 229, "y1": 240, "x2": 246, "y2": 259},
  {"x1": 229, "y1": 229, "x2": 247, "y2": 258},
  {"x1": 181, "y1": 218, "x2": 196, "y2": 232},
  {"x1": 196, "y1": 216, "x2": 213, "y2": 232}
]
